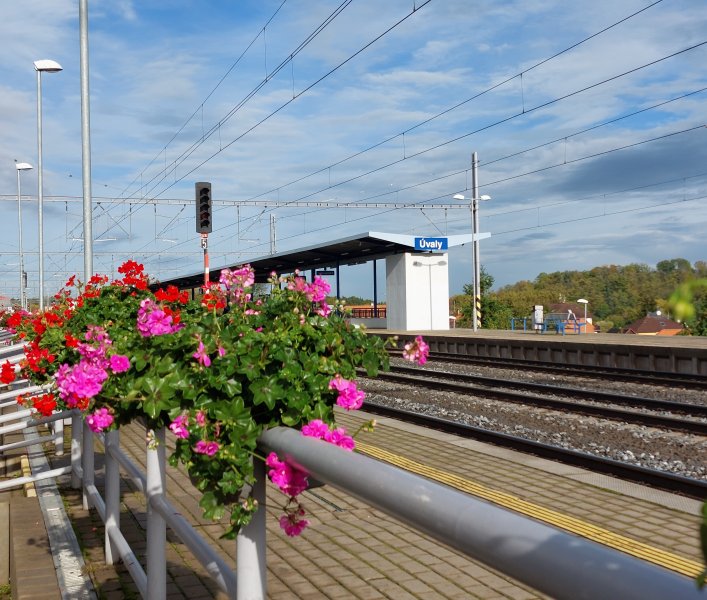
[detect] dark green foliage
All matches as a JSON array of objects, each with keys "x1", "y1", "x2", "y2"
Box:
[{"x1": 454, "y1": 258, "x2": 707, "y2": 333}]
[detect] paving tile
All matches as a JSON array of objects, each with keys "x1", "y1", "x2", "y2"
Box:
[{"x1": 2, "y1": 406, "x2": 696, "y2": 600}]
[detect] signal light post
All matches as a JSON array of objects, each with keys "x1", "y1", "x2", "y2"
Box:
[{"x1": 195, "y1": 182, "x2": 212, "y2": 287}]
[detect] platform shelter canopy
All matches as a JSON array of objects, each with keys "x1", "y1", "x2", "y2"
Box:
[{"x1": 154, "y1": 231, "x2": 474, "y2": 289}]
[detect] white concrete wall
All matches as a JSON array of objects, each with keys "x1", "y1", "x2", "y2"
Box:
[
  {"x1": 386, "y1": 254, "x2": 408, "y2": 330},
  {"x1": 348, "y1": 318, "x2": 387, "y2": 329},
  {"x1": 385, "y1": 253, "x2": 449, "y2": 330}
]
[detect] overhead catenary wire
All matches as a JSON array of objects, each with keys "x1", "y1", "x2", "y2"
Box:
[
  {"x1": 14, "y1": 1, "x2": 705, "y2": 287},
  {"x1": 86, "y1": 0, "x2": 683, "y2": 259},
  {"x1": 133, "y1": 0, "x2": 435, "y2": 208},
  {"x1": 125, "y1": 0, "x2": 666, "y2": 210},
  {"x1": 124, "y1": 33, "x2": 707, "y2": 257},
  {"x1": 119, "y1": 0, "x2": 362, "y2": 206},
  {"x1": 132, "y1": 122, "x2": 707, "y2": 264},
  {"x1": 119, "y1": 34, "x2": 707, "y2": 262},
  {"x1": 116, "y1": 0, "x2": 291, "y2": 202}
]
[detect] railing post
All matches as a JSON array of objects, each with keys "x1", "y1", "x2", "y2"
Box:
[
  {"x1": 82, "y1": 420, "x2": 94, "y2": 510},
  {"x1": 53, "y1": 415, "x2": 64, "y2": 455},
  {"x1": 146, "y1": 427, "x2": 166, "y2": 599},
  {"x1": 71, "y1": 410, "x2": 82, "y2": 489},
  {"x1": 104, "y1": 429, "x2": 120, "y2": 564},
  {"x1": 237, "y1": 457, "x2": 266, "y2": 600}
]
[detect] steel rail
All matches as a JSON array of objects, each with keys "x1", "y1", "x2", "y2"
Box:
[
  {"x1": 388, "y1": 364, "x2": 707, "y2": 417},
  {"x1": 388, "y1": 349, "x2": 707, "y2": 389},
  {"x1": 367, "y1": 370, "x2": 707, "y2": 436}
]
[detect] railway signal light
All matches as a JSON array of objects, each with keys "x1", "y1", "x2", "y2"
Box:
[{"x1": 195, "y1": 182, "x2": 212, "y2": 234}]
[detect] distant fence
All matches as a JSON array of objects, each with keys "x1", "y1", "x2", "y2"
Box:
[
  {"x1": 0, "y1": 340, "x2": 702, "y2": 599},
  {"x1": 349, "y1": 306, "x2": 386, "y2": 318}
]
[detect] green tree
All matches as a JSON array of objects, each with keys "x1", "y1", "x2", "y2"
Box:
[
  {"x1": 491, "y1": 258, "x2": 704, "y2": 331},
  {"x1": 338, "y1": 295, "x2": 370, "y2": 306},
  {"x1": 457, "y1": 267, "x2": 514, "y2": 329}
]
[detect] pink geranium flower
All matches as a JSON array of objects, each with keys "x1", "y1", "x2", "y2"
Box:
[
  {"x1": 304, "y1": 276, "x2": 330, "y2": 303},
  {"x1": 287, "y1": 277, "x2": 307, "y2": 293},
  {"x1": 192, "y1": 339, "x2": 211, "y2": 367},
  {"x1": 109, "y1": 354, "x2": 130, "y2": 373},
  {"x1": 194, "y1": 440, "x2": 219, "y2": 456},
  {"x1": 316, "y1": 302, "x2": 332, "y2": 317},
  {"x1": 220, "y1": 266, "x2": 255, "y2": 290},
  {"x1": 169, "y1": 414, "x2": 190, "y2": 439},
  {"x1": 279, "y1": 512, "x2": 310, "y2": 537},
  {"x1": 265, "y1": 452, "x2": 309, "y2": 497},
  {"x1": 86, "y1": 407, "x2": 114, "y2": 433},
  {"x1": 137, "y1": 298, "x2": 181, "y2": 337},
  {"x1": 328, "y1": 375, "x2": 365, "y2": 411},
  {"x1": 301, "y1": 419, "x2": 355, "y2": 451},
  {"x1": 324, "y1": 427, "x2": 355, "y2": 451},
  {"x1": 402, "y1": 335, "x2": 430, "y2": 365},
  {"x1": 301, "y1": 419, "x2": 329, "y2": 439},
  {"x1": 56, "y1": 361, "x2": 109, "y2": 405}
]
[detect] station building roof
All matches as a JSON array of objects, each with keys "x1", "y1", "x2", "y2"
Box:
[{"x1": 155, "y1": 231, "x2": 475, "y2": 290}]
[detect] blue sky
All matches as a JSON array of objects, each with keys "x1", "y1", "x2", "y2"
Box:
[{"x1": 1, "y1": 0, "x2": 706, "y2": 302}]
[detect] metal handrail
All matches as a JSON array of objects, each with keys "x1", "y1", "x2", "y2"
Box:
[{"x1": 259, "y1": 427, "x2": 704, "y2": 600}]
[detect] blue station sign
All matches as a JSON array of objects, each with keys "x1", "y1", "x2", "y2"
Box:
[{"x1": 414, "y1": 237, "x2": 448, "y2": 251}]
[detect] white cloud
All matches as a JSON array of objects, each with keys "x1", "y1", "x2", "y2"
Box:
[{"x1": 0, "y1": 0, "x2": 705, "y2": 298}]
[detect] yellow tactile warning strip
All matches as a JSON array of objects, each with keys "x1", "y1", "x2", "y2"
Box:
[{"x1": 356, "y1": 441, "x2": 703, "y2": 578}]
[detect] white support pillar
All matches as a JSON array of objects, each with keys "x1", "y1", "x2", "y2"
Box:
[
  {"x1": 71, "y1": 410, "x2": 82, "y2": 489},
  {"x1": 237, "y1": 458, "x2": 267, "y2": 599},
  {"x1": 386, "y1": 252, "x2": 450, "y2": 330},
  {"x1": 82, "y1": 422, "x2": 94, "y2": 510},
  {"x1": 104, "y1": 429, "x2": 120, "y2": 564},
  {"x1": 146, "y1": 428, "x2": 167, "y2": 598}
]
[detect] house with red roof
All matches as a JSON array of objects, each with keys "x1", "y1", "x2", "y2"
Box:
[{"x1": 622, "y1": 313, "x2": 684, "y2": 336}]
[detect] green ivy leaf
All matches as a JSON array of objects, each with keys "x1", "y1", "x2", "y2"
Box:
[
  {"x1": 250, "y1": 376, "x2": 284, "y2": 410},
  {"x1": 199, "y1": 491, "x2": 226, "y2": 521}
]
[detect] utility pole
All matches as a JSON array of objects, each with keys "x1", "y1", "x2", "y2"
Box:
[
  {"x1": 270, "y1": 214, "x2": 276, "y2": 254},
  {"x1": 471, "y1": 152, "x2": 481, "y2": 331}
]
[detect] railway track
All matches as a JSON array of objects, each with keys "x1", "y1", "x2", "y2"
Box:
[
  {"x1": 388, "y1": 349, "x2": 707, "y2": 389},
  {"x1": 357, "y1": 356, "x2": 707, "y2": 498},
  {"x1": 363, "y1": 366, "x2": 707, "y2": 435},
  {"x1": 360, "y1": 400, "x2": 707, "y2": 500}
]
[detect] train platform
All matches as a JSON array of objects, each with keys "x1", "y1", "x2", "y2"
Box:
[
  {"x1": 371, "y1": 328, "x2": 707, "y2": 375},
  {"x1": 375, "y1": 327, "x2": 707, "y2": 349},
  {"x1": 5, "y1": 404, "x2": 703, "y2": 599}
]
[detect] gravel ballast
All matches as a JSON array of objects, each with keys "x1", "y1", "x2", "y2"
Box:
[{"x1": 360, "y1": 358, "x2": 707, "y2": 481}]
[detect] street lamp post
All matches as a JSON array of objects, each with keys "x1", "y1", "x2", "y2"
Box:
[
  {"x1": 15, "y1": 162, "x2": 33, "y2": 310},
  {"x1": 453, "y1": 190, "x2": 491, "y2": 332},
  {"x1": 577, "y1": 298, "x2": 588, "y2": 334},
  {"x1": 34, "y1": 59, "x2": 63, "y2": 311}
]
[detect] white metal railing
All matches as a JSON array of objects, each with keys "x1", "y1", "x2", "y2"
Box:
[
  {"x1": 260, "y1": 428, "x2": 704, "y2": 600},
  {"x1": 1, "y1": 350, "x2": 704, "y2": 599}
]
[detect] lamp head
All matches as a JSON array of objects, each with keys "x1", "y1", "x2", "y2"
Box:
[
  {"x1": 453, "y1": 193, "x2": 491, "y2": 201},
  {"x1": 15, "y1": 162, "x2": 33, "y2": 171},
  {"x1": 33, "y1": 59, "x2": 63, "y2": 73}
]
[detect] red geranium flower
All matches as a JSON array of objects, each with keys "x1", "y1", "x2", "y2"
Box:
[
  {"x1": 0, "y1": 361, "x2": 16, "y2": 385},
  {"x1": 33, "y1": 394, "x2": 57, "y2": 417}
]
